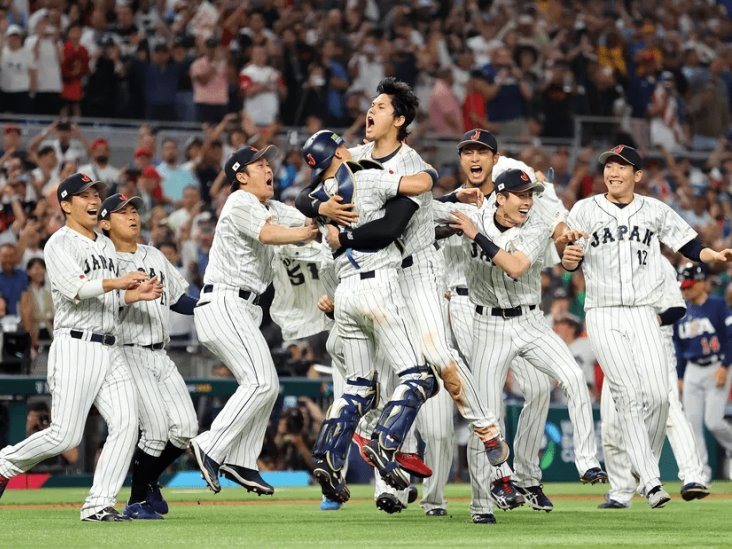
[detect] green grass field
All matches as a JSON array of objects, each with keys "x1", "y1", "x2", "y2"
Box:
[{"x1": 1, "y1": 481, "x2": 731, "y2": 548}]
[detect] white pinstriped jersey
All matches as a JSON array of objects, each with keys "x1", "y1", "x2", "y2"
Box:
[
  {"x1": 204, "y1": 190, "x2": 307, "y2": 295},
  {"x1": 350, "y1": 142, "x2": 433, "y2": 257},
  {"x1": 465, "y1": 208, "x2": 550, "y2": 308},
  {"x1": 658, "y1": 258, "x2": 685, "y2": 312},
  {"x1": 271, "y1": 242, "x2": 333, "y2": 341},
  {"x1": 332, "y1": 169, "x2": 403, "y2": 279},
  {"x1": 433, "y1": 200, "x2": 475, "y2": 289},
  {"x1": 115, "y1": 245, "x2": 188, "y2": 346},
  {"x1": 566, "y1": 194, "x2": 696, "y2": 309},
  {"x1": 44, "y1": 227, "x2": 121, "y2": 334}
]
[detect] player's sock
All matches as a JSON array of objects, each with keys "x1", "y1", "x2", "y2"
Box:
[
  {"x1": 150, "y1": 442, "x2": 186, "y2": 482},
  {"x1": 129, "y1": 447, "x2": 159, "y2": 504}
]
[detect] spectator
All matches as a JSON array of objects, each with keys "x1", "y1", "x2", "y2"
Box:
[
  {"x1": 26, "y1": 13, "x2": 63, "y2": 116},
  {"x1": 687, "y1": 56, "x2": 731, "y2": 151},
  {"x1": 0, "y1": 243, "x2": 27, "y2": 315},
  {"x1": 428, "y1": 67, "x2": 463, "y2": 136},
  {"x1": 540, "y1": 60, "x2": 581, "y2": 139},
  {"x1": 190, "y1": 35, "x2": 229, "y2": 124},
  {"x1": 59, "y1": 22, "x2": 89, "y2": 119},
  {"x1": 166, "y1": 185, "x2": 202, "y2": 238},
  {"x1": 137, "y1": 165, "x2": 168, "y2": 218},
  {"x1": 172, "y1": 34, "x2": 196, "y2": 122},
  {"x1": 157, "y1": 138, "x2": 198, "y2": 204},
  {"x1": 1, "y1": 125, "x2": 23, "y2": 157},
  {"x1": 144, "y1": 42, "x2": 190, "y2": 121},
  {"x1": 19, "y1": 257, "x2": 53, "y2": 354},
  {"x1": 483, "y1": 45, "x2": 532, "y2": 137},
  {"x1": 193, "y1": 139, "x2": 223, "y2": 203},
  {"x1": 83, "y1": 34, "x2": 123, "y2": 118},
  {"x1": 239, "y1": 44, "x2": 286, "y2": 127},
  {"x1": 0, "y1": 24, "x2": 35, "y2": 114},
  {"x1": 321, "y1": 39, "x2": 350, "y2": 126},
  {"x1": 25, "y1": 402, "x2": 79, "y2": 473},
  {"x1": 31, "y1": 145, "x2": 59, "y2": 196},
  {"x1": 158, "y1": 240, "x2": 198, "y2": 349},
  {"x1": 648, "y1": 71, "x2": 688, "y2": 152},
  {"x1": 348, "y1": 33, "x2": 386, "y2": 111},
  {"x1": 78, "y1": 138, "x2": 120, "y2": 187}
]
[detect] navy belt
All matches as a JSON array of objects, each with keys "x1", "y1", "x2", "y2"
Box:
[
  {"x1": 125, "y1": 342, "x2": 165, "y2": 351},
  {"x1": 70, "y1": 330, "x2": 116, "y2": 346},
  {"x1": 360, "y1": 271, "x2": 376, "y2": 280},
  {"x1": 202, "y1": 284, "x2": 260, "y2": 305},
  {"x1": 455, "y1": 287, "x2": 469, "y2": 296},
  {"x1": 693, "y1": 356, "x2": 720, "y2": 367},
  {"x1": 475, "y1": 304, "x2": 536, "y2": 318}
]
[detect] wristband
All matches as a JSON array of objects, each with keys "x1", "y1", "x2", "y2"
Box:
[{"x1": 474, "y1": 233, "x2": 500, "y2": 259}]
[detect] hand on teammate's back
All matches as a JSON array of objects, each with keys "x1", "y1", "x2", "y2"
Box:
[
  {"x1": 318, "y1": 195, "x2": 358, "y2": 226},
  {"x1": 449, "y1": 210, "x2": 478, "y2": 240},
  {"x1": 317, "y1": 294, "x2": 334, "y2": 313},
  {"x1": 455, "y1": 187, "x2": 484, "y2": 207},
  {"x1": 323, "y1": 224, "x2": 340, "y2": 249}
]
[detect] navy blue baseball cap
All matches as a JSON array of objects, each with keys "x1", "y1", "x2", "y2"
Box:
[
  {"x1": 598, "y1": 144, "x2": 643, "y2": 170},
  {"x1": 457, "y1": 128, "x2": 497, "y2": 152},
  {"x1": 224, "y1": 145, "x2": 279, "y2": 184},
  {"x1": 677, "y1": 262, "x2": 709, "y2": 289},
  {"x1": 57, "y1": 172, "x2": 106, "y2": 204},
  {"x1": 98, "y1": 193, "x2": 144, "y2": 221},
  {"x1": 495, "y1": 168, "x2": 544, "y2": 194},
  {"x1": 302, "y1": 130, "x2": 345, "y2": 184}
]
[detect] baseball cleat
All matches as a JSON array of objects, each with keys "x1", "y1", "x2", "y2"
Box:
[
  {"x1": 353, "y1": 433, "x2": 432, "y2": 477},
  {"x1": 363, "y1": 440, "x2": 410, "y2": 491},
  {"x1": 483, "y1": 436, "x2": 510, "y2": 467},
  {"x1": 489, "y1": 476, "x2": 525, "y2": 510},
  {"x1": 320, "y1": 498, "x2": 342, "y2": 511},
  {"x1": 312, "y1": 459, "x2": 350, "y2": 503},
  {"x1": 407, "y1": 484, "x2": 418, "y2": 504},
  {"x1": 123, "y1": 501, "x2": 163, "y2": 520},
  {"x1": 646, "y1": 485, "x2": 671, "y2": 509},
  {"x1": 81, "y1": 506, "x2": 132, "y2": 522},
  {"x1": 353, "y1": 433, "x2": 375, "y2": 467},
  {"x1": 680, "y1": 482, "x2": 710, "y2": 501},
  {"x1": 220, "y1": 464, "x2": 274, "y2": 496},
  {"x1": 146, "y1": 483, "x2": 168, "y2": 515},
  {"x1": 598, "y1": 498, "x2": 629, "y2": 509},
  {"x1": 580, "y1": 467, "x2": 608, "y2": 485},
  {"x1": 190, "y1": 439, "x2": 221, "y2": 493},
  {"x1": 472, "y1": 513, "x2": 497, "y2": 524},
  {"x1": 375, "y1": 493, "x2": 406, "y2": 514},
  {"x1": 0, "y1": 476, "x2": 8, "y2": 500},
  {"x1": 517, "y1": 484, "x2": 553, "y2": 512},
  {"x1": 425, "y1": 508, "x2": 447, "y2": 516}
]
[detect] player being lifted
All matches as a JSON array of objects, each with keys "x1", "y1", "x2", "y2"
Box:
[
  {"x1": 189, "y1": 145, "x2": 318, "y2": 496},
  {"x1": 0, "y1": 174, "x2": 162, "y2": 522},
  {"x1": 98, "y1": 193, "x2": 199, "y2": 520},
  {"x1": 562, "y1": 145, "x2": 732, "y2": 508}
]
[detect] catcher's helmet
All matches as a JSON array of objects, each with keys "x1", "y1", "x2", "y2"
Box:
[
  {"x1": 677, "y1": 262, "x2": 708, "y2": 289},
  {"x1": 302, "y1": 130, "x2": 344, "y2": 184}
]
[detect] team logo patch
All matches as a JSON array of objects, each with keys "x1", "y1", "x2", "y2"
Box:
[
  {"x1": 497, "y1": 183, "x2": 505, "y2": 191},
  {"x1": 61, "y1": 190, "x2": 68, "y2": 198},
  {"x1": 470, "y1": 129, "x2": 480, "y2": 140},
  {"x1": 520, "y1": 171, "x2": 529, "y2": 181},
  {"x1": 81, "y1": 174, "x2": 91, "y2": 182},
  {"x1": 612, "y1": 145, "x2": 624, "y2": 154},
  {"x1": 232, "y1": 161, "x2": 240, "y2": 171},
  {"x1": 101, "y1": 209, "x2": 107, "y2": 218},
  {"x1": 389, "y1": 169, "x2": 394, "y2": 174},
  {"x1": 330, "y1": 133, "x2": 341, "y2": 143},
  {"x1": 306, "y1": 153, "x2": 316, "y2": 167},
  {"x1": 250, "y1": 146, "x2": 258, "y2": 152}
]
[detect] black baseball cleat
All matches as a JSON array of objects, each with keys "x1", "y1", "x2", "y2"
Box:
[
  {"x1": 220, "y1": 464, "x2": 274, "y2": 496},
  {"x1": 472, "y1": 513, "x2": 497, "y2": 524},
  {"x1": 363, "y1": 440, "x2": 410, "y2": 491},
  {"x1": 517, "y1": 484, "x2": 553, "y2": 512},
  {"x1": 680, "y1": 482, "x2": 710, "y2": 501},
  {"x1": 489, "y1": 476, "x2": 525, "y2": 510},
  {"x1": 407, "y1": 484, "x2": 418, "y2": 504},
  {"x1": 376, "y1": 493, "x2": 406, "y2": 514},
  {"x1": 312, "y1": 458, "x2": 350, "y2": 503},
  {"x1": 580, "y1": 467, "x2": 608, "y2": 485},
  {"x1": 146, "y1": 483, "x2": 168, "y2": 515},
  {"x1": 598, "y1": 498, "x2": 629, "y2": 509},
  {"x1": 82, "y1": 506, "x2": 132, "y2": 522},
  {"x1": 647, "y1": 485, "x2": 671, "y2": 509},
  {"x1": 190, "y1": 439, "x2": 221, "y2": 493},
  {"x1": 425, "y1": 508, "x2": 447, "y2": 516},
  {"x1": 0, "y1": 476, "x2": 8, "y2": 500}
]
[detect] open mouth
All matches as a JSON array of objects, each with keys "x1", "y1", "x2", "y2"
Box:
[
  {"x1": 366, "y1": 116, "x2": 375, "y2": 130},
  {"x1": 129, "y1": 222, "x2": 138, "y2": 229},
  {"x1": 265, "y1": 176, "x2": 273, "y2": 188},
  {"x1": 518, "y1": 206, "x2": 530, "y2": 216},
  {"x1": 88, "y1": 209, "x2": 98, "y2": 217},
  {"x1": 469, "y1": 166, "x2": 483, "y2": 177}
]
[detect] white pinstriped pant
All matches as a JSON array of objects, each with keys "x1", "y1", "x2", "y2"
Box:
[
  {"x1": 192, "y1": 287, "x2": 278, "y2": 468},
  {"x1": 601, "y1": 328, "x2": 706, "y2": 504},
  {"x1": 0, "y1": 336, "x2": 138, "y2": 519},
  {"x1": 120, "y1": 346, "x2": 198, "y2": 456},
  {"x1": 468, "y1": 306, "x2": 600, "y2": 516},
  {"x1": 586, "y1": 306, "x2": 669, "y2": 494}
]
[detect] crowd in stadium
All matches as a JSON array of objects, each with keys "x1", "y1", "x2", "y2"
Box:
[{"x1": 2, "y1": 0, "x2": 732, "y2": 474}]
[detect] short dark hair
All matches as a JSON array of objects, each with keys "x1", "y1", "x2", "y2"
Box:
[
  {"x1": 158, "y1": 240, "x2": 178, "y2": 252},
  {"x1": 26, "y1": 257, "x2": 46, "y2": 271},
  {"x1": 376, "y1": 77, "x2": 418, "y2": 142}
]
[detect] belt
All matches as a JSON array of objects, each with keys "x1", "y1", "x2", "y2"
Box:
[
  {"x1": 70, "y1": 329, "x2": 116, "y2": 346},
  {"x1": 360, "y1": 271, "x2": 375, "y2": 280},
  {"x1": 124, "y1": 342, "x2": 165, "y2": 351},
  {"x1": 475, "y1": 304, "x2": 536, "y2": 318},
  {"x1": 202, "y1": 284, "x2": 260, "y2": 305},
  {"x1": 693, "y1": 356, "x2": 720, "y2": 367},
  {"x1": 454, "y1": 287, "x2": 469, "y2": 297}
]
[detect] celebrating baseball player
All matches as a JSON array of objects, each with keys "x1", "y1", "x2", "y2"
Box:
[
  {"x1": 189, "y1": 145, "x2": 318, "y2": 496},
  {"x1": 674, "y1": 263, "x2": 732, "y2": 485},
  {"x1": 97, "y1": 193, "x2": 199, "y2": 520},
  {"x1": 600, "y1": 258, "x2": 709, "y2": 508},
  {"x1": 0, "y1": 173, "x2": 162, "y2": 522},
  {"x1": 562, "y1": 144, "x2": 732, "y2": 508}
]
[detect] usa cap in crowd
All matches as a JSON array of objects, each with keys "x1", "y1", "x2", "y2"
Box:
[
  {"x1": 98, "y1": 193, "x2": 144, "y2": 221},
  {"x1": 301, "y1": 130, "x2": 344, "y2": 184},
  {"x1": 677, "y1": 262, "x2": 709, "y2": 289},
  {"x1": 57, "y1": 173, "x2": 106, "y2": 204},
  {"x1": 456, "y1": 129, "x2": 497, "y2": 152},
  {"x1": 494, "y1": 168, "x2": 544, "y2": 194},
  {"x1": 598, "y1": 144, "x2": 643, "y2": 170},
  {"x1": 224, "y1": 145, "x2": 279, "y2": 183}
]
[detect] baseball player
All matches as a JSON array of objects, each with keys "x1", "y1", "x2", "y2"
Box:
[
  {"x1": 600, "y1": 258, "x2": 709, "y2": 508},
  {"x1": 449, "y1": 168, "x2": 606, "y2": 524},
  {"x1": 189, "y1": 145, "x2": 318, "y2": 495},
  {"x1": 0, "y1": 173, "x2": 162, "y2": 522},
  {"x1": 98, "y1": 193, "x2": 199, "y2": 520},
  {"x1": 674, "y1": 263, "x2": 732, "y2": 484},
  {"x1": 562, "y1": 144, "x2": 732, "y2": 508}
]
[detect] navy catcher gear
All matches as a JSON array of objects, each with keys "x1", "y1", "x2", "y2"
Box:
[{"x1": 302, "y1": 130, "x2": 344, "y2": 184}]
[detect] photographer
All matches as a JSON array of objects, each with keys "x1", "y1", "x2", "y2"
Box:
[
  {"x1": 25, "y1": 402, "x2": 79, "y2": 473},
  {"x1": 274, "y1": 397, "x2": 324, "y2": 472}
]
